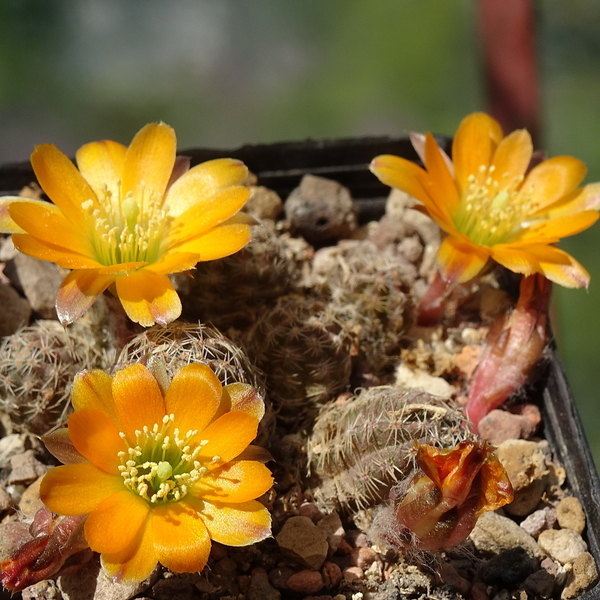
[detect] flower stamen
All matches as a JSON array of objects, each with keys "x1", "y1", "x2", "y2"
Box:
[{"x1": 118, "y1": 415, "x2": 208, "y2": 504}]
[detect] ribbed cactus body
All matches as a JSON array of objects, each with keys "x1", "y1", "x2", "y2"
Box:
[
  {"x1": 0, "y1": 320, "x2": 106, "y2": 434},
  {"x1": 175, "y1": 224, "x2": 306, "y2": 330},
  {"x1": 308, "y1": 386, "x2": 472, "y2": 512},
  {"x1": 242, "y1": 295, "x2": 353, "y2": 424}
]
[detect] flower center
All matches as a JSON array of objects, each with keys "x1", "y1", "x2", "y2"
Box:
[
  {"x1": 117, "y1": 414, "x2": 220, "y2": 504},
  {"x1": 81, "y1": 182, "x2": 171, "y2": 266},
  {"x1": 452, "y1": 164, "x2": 535, "y2": 246}
]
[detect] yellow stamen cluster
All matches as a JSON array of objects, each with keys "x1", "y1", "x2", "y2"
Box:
[
  {"x1": 453, "y1": 164, "x2": 534, "y2": 246},
  {"x1": 81, "y1": 182, "x2": 171, "y2": 266},
  {"x1": 117, "y1": 414, "x2": 219, "y2": 504}
]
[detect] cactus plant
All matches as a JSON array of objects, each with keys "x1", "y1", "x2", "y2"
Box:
[
  {"x1": 307, "y1": 385, "x2": 472, "y2": 512},
  {"x1": 0, "y1": 319, "x2": 107, "y2": 434}
]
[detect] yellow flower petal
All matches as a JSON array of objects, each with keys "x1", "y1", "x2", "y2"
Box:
[
  {"x1": 115, "y1": 270, "x2": 182, "y2": 327},
  {"x1": 165, "y1": 186, "x2": 251, "y2": 248},
  {"x1": 194, "y1": 499, "x2": 271, "y2": 546},
  {"x1": 541, "y1": 182, "x2": 600, "y2": 219},
  {"x1": 68, "y1": 408, "x2": 123, "y2": 475},
  {"x1": 122, "y1": 123, "x2": 176, "y2": 204},
  {"x1": 164, "y1": 363, "x2": 223, "y2": 436},
  {"x1": 423, "y1": 133, "x2": 460, "y2": 216},
  {"x1": 101, "y1": 518, "x2": 158, "y2": 584},
  {"x1": 111, "y1": 364, "x2": 166, "y2": 443},
  {"x1": 8, "y1": 199, "x2": 94, "y2": 257},
  {"x1": 151, "y1": 501, "x2": 211, "y2": 574},
  {"x1": 12, "y1": 234, "x2": 103, "y2": 269},
  {"x1": 71, "y1": 369, "x2": 120, "y2": 427},
  {"x1": 489, "y1": 245, "x2": 539, "y2": 277},
  {"x1": 145, "y1": 252, "x2": 200, "y2": 276},
  {"x1": 537, "y1": 248, "x2": 590, "y2": 288},
  {"x1": 522, "y1": 155, "x2": 587, "y2": 213},
  {"x1": 493, "y1": 244, "x2": 590, "y2": 288},
  {"x1": 40, "y1": 463, "x2": 123, "y2": 515},
  {"x1": 56, "y1": 269, "x2": 115, "y2": 326},
  {"x1": 452, "y1": 112, "x2": 503, "y2": 193},
  {"x1": 369, "y1": 154, "x2": 431, "y2": 206},
  {"x1": 191, "y1": 460, "x2": 273, "y2": 503},
  {"x1": 0, "y1": 197, "x2": 40, "y2": 233},
  {"x1": 222, "y1": 383, "x2": 265, "y2": 421},
  {"x1": 76, "y1": 140, "x2": 127, "y2": 202},
  {"x1": 165, "y1": 157, "x2": 249, "y2": 217},
  {"x1": 436, "y1": 236, "x2": 490, "y2": 283},
  {"x1": 195, "y1": 412, "x2": 259, "y2": 463},
  {"x1": 513, "y1": 211, "x2": 599, "y2": 244},
  {"x1": 31, "y1": 144, "x2": 97, "y2": 224},
  {"x1": 172, "y1": 222, "x2": 251, "y2": 261},
  {"x1": 95, "y1": 262, "x2": 148, "y2": 275},
  {"x1": 85, "y1": 490, "x2": 149, "y2": 554},
  {"x1": 489, "y1": 128, "x2": 532, "y2": 185}
]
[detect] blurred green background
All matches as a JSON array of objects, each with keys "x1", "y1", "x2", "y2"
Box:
[{"x1": 1, "y1": 0, "x2": 599, "y2": 464}]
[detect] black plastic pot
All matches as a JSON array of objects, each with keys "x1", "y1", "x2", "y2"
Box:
[{"x1": 1, "y1": 136, "x2": 599, "y2": 598}]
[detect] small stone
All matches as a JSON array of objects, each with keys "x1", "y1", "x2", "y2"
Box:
[
  {"x1": 538, "y1": 529, "x2": 588, "y2": 564},
  {"x1": 298, "y1": 502, "x2": 323, "y2": 523},
  {"x1": 245, "y1": 186, "x2": 283, "y2": 221},
  {"x1": 523, "y1": 569, "x2": 555, "y2": 599},
  {"x1": 540, "y1": 556, "x2": 559, "y2": 576},
  {"x1": 478, "y1": 410, "x2": 536, "y2": 445},
  {"x1": 470, "y1": 512, "x2": 545, "y2": 559},
  {"x1": 7, "y1": 450, "x2": 49, "y2": 486},
  {"x1": 0, "y1": 282, "x2": 31, "y2": 337},
  {"x1": 520, "y1": 507, "x2": 556, "y2": 538},
  {"x1": 276, "y1": 515, "x2": 329, "y2": 570},
  {"x1": 247, "y1": 570, "x2": 281, "y2": 600},
  {"x1": 317, "y1": 511, "x2": 344, "y2": 554},
  {"x1": 454, "y1": 345, "x2": 481, "y2": 380},
  {"x1": 561, "y1": 552, "x2": 598, "y2": 599},
  {"x1": 345, "y1": 529, "x2": 369, "y2": 548},
  {"x1": 556, "y1": 497, "x2": 586, "y2": 535},
  {"x1": 322, "y1": 561, "x2": 342, "y2": 587},
  {"x1": 59, "y1": 560, "x2": 158, "y2": 600},
  {"x1": 342, "y1": 566, "x2": 363, "y2": 581},
  {"x1": 0, "y1": 485, "x2": 14, "y2": 513},
  {"x1": 438, "y1": 563, "x2": 471, "y2": 595},
  {"x1": 0, "y1": 434, "x2": 36, "y2": 469},
  {"x1": 512, "y1": 404, "x2": 542, "y2": 436},
  {"x1": 19, "y1": 475, "x2": 45, "y2": 516},
  {"x1": 237, "y1": 575, "x2": 251, "y2": 593},
  {"x1": 351, "y1": 547, "x2": 378, "y2": 570},
  {"x1": 9, "y1": 254, "x2": 64, "y2": 319},
  {"x1": 471, "y1": 580, "x2": 491, "y2": 600},
  {"x1": 285, "y1": 174, "x2": 357, "y2": 245},
  {"x1": 269, "y1": 566, "x2": 296, "y2": 590},
  {"x1": 478, "y1": 547, "x2": 536, "y2": 587},
  {"x1": 209, "y1": 541, "x2": 228, "y2": 561},
  {"x1": 394, "y1": 364, "x2": 454, "y2": 398},
  {"x1": 22, "y1": 580, "x2": 62, "y2": 600},
  {"x1": 495, "y1": 439, "x2": 549, "y2": 516},
  {"x1": 286, "y1": 569, "x2": 324, "y2": 594},
  {"x1": 152, "y1": 578, "x2": 195, "y2": 600}
]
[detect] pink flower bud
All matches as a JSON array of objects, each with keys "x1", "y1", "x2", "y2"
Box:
[{"x1": 465, "y1": 274, "x2": 550, "y2": 430}]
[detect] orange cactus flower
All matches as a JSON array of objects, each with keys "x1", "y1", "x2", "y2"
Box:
[
  {"x1": 379, "y1": 441, "x2": 513, "y2": 552},
  {"x1": 39, "y1": 363, "x2": 272, "y2": 583},
  {"x1": 0, "y1": 123, "x2": 252, "y2": 326},
  {"x1": 370, "y1": 112, "x2": 600, "y2": 288}
]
